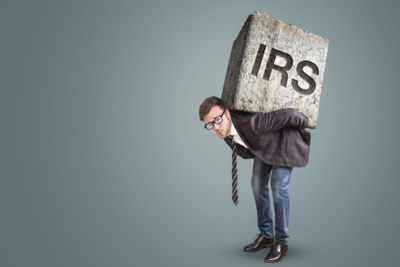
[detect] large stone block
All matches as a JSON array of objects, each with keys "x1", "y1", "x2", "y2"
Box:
[{"x1": 221, "y1": 12, "x2": 329, "y2": 128}]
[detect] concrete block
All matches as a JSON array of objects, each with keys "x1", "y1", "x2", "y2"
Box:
[{"x1": 221, "y1": 12, "x2": 329, "y2": 128}]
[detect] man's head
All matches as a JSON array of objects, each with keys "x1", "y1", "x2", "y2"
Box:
[{"x1": 199, "y1": 96, "x2": 232, "y2": 139}]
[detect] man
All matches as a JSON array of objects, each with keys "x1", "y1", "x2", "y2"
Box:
[{"x1": 199, "y1": 96, "x2": 310, "y2": 263}]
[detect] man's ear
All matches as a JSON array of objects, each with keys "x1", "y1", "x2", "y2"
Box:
[{"x1": 225, "y1": 109, "x2": 231, "y2": 119}]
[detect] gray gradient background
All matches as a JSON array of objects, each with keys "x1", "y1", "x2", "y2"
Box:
[{"x1": 1, "y1": 0, "x2": 399, "y2": 266}]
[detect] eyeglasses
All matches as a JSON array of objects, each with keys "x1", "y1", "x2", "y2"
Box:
[{"x1": 204, "y1": 109, "x2": 226, "y2": 130}]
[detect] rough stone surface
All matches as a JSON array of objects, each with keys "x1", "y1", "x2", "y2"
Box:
[{"x1": 221, "y1": 12, "x2": 329, "y2": 128}]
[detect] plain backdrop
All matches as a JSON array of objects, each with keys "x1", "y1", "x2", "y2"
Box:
[{"x1": 1, "y1": 0, "x2": 399, "y2": 266}]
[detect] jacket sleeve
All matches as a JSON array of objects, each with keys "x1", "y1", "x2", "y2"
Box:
[{"x1": 253, "y1": 108, "x2": 309, "y2": 134}]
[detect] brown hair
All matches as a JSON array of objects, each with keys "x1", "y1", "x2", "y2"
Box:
[{"x1": 199, "y1": 96, "x2": 227, "y2": 121}]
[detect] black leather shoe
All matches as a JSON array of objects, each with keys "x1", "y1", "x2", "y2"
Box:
[
  {"x1": 243, "y1": 234, "x2": 275, "y2": 252},
  {"x1": 264, "y1": 243, "x2": 289, "y2": 263}
]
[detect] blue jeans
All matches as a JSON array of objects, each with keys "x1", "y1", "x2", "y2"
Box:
[{"x1": 251, "y1": 156, "x2": 292, "y2": 244}]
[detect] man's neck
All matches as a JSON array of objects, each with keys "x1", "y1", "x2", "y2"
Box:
[{"x1": 230, "y1": 122, "x2": 237, "y2": 136}]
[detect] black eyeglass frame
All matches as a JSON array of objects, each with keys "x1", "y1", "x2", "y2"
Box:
[{"x1": 204, "y1": 109, "x2": 226, "y2": 130}]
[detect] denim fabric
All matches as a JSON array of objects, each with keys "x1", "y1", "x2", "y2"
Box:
[{"x1": 251, "y1": 156, "x2": 292, "y2": 244}]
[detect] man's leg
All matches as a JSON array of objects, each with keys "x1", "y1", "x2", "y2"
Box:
[
  {"x1": 244, "y1": 156, "x2": 275, "y2": 252},
  {"x1": 264, "y1": 165, "x2": 292, "y2": 263},
  {"x1": 270, "y1": 165, "x2": 292, "y2": 244},
  {"x1": 251, "y1": 156, "x2": 274, "y2": 239}
]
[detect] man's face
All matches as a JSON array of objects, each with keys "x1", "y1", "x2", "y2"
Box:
[{"x1": 203, "y1": 105, "x2": 232, "y2": 139}]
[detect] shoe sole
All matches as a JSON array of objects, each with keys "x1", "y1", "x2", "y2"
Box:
[
  {"x1": 264, "y1": 249, "x2": 289, "y2": 263},
  {"x1": 243, "y1": 243, "x2": 275, "y2": 252}
]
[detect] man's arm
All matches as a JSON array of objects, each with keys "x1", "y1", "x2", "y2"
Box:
[{"x1": 253, "y1": 108, "x2": 309, "y2": 134}]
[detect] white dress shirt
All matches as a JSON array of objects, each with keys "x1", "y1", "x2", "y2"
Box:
[{"x1": 230, "y1": 122, "x2": 249, "y2": 149}]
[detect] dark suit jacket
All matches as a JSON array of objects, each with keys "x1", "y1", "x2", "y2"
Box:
[{"x1": 224, "y1": 108, "x2": 311, "y2": 168}]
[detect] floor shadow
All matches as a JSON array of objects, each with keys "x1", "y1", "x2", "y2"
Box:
[
  {"x1": 221, "y1": 245, "x2": 270, "y2": 261},
  {"x1": 287, "y1": 244, "x2": 308, "y2": 258},
  {"x1": 221, "y1": 243, "x2": 308, "y2": 261}
]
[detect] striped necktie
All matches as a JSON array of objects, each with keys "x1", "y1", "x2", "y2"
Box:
[{"x1": 231, "y1": 137, "x2": 239, "y2": 205}]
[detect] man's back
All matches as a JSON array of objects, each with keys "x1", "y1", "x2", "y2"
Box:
[{"x1": 224, "y1": 109, "x2": 310, "y2": 167}]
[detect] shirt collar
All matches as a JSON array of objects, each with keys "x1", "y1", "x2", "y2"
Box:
[{"x1": 230, "y1": 121, "x2": 238, "y2": 136}]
